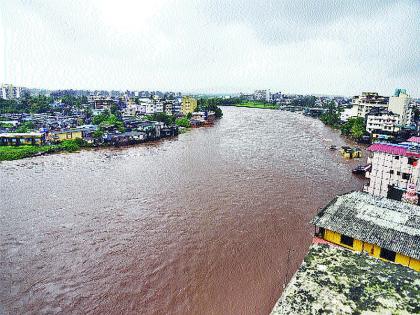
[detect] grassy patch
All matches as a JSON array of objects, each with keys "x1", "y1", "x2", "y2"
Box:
[
  {"x1": 0, "y1": 140, "x2": 84, "y2": 161},
  {"x1": 235, "y1": 101, "x2": 278, "y2": 109}
]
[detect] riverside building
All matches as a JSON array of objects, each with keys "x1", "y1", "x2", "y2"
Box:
[
  {"x1": 312, "y1": 191, "x2": 420, "y2": 271},
  {"x1": 366, "y1": 108, "x2": 400, "y2": 134},
  {"x1": 364, "y1": 138, "x2": 420, "y2": 200},
  {"x1": 351, "y1": 92, "x2": 389, "y2": 118}
]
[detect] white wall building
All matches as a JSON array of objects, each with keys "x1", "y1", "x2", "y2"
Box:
[
  {"x1": 145, "y1": 101, "x2": 155, "y2": 115},
  {"x1": 351, "y1": 92, "x2": 389, "y2": 118},
  {"x1": 366, "y1": 110, "x2": 400, "y2": 134},
  {"x1": 340, "y1": 107, "x2": 357, "y2": 122},
  {"x1": 1, "y1": 84, "x2": 21, "y2": 99},
  {"x1": 254, "y1": 89, "x2": 271, "y2": 102},
  {"x1": 388, "y1": 90, "x2": 413, "y2": 126},
  {"x1": 364, "y1": 139, "x2": 420, "y2": 199},
  {"x1": 155, "y1": 101, "x2": 164, "y2": 113}
]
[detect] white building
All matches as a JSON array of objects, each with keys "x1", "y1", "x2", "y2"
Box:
[
  {"x1": 351, "y1": 92, "x2": 389, "y2": 118},
  {"x1": 340, "y1": 107, "x2": 357, "y2": 122},
  {"x1": 254, "y1": 89, "x2": 271, "y2": 102},
  {"x1": 364, "y1": 138, "x2": 420, "y2": 199},
  {"x1": 388, "y1": 89, "x2": 413, "y2": 126},
  {"x1": 145, "y1": 101, "x2": 155, "y2": 115},
  {"x1": 1, "y1": 84, "x2": 21, "y2": 99},
  {"x1": 366, "y1": 109, "x2": 400, "y2": 134},
  {"x1": 155, "y1": 101, "x2": 164, "y2": 113}
]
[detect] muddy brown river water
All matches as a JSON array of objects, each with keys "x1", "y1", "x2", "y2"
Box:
[{"x1": 0, "y1": 107, "x2": 366, "y2": 314}]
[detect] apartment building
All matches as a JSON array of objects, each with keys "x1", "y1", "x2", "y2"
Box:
[
  {"x1": 254, "y1": 89, "x2": 271, "y2": 102},
  {"x1": 1, "y1": 84, "x2": 22, "y2": 99},
  {"x1": 366, "y1": 108, "x2": 400, "y2": 134},
  {"x1": 388, "y1": 89, "x2": 413, "y2": 126},
  {"x1": 181, "y1": 96, "x2": 197, "y2": 115},
  {"x1": 364, "y1": 138, "x2": 420, "y2": 199},
  {"x1": 351, "y1": 92, "x2": 389, "y2": 118}
]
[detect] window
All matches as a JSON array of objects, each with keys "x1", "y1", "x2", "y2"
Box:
[
  {"x1": 390, "y1": 170, "x2": 394, "y2": 175},
  {"x1": 402, "y1": 173, "x2": 410, "y2": 180},
  {"x1": 395, "y1": 156, "x2": 399, "y2": 160},
  {"x1": 380, "y1": 248, "x2": 396, "y2": 262},
  {"x1": 397, "y1": 171, "x2": 401, "y2": 176},
  {"x1": 340, "y1": 234, "x2": 354, "y2": 247},
  {"x1": 66, "y1": 133, "x2": 72, "y2": 139},
  {"x1": 408, "y1": 158, "x2": 417, "y2": 166}
]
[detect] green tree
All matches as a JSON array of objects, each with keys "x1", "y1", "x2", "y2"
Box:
[
  {"x1": 340, "y1": 117, "x2": 365, "y2": 139},
  {"x1": 14, "y1": 121, "x2": 35, "y2": 133}
]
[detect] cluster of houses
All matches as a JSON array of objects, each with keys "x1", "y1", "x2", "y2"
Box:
[
  {"x1": 316, "y1": 125, "x2": 420, "y2": 271},
  {"x1": 272, "y1": 91, "x2": 420, "y2": 313},
  {"x1": 0, "y1": 89, "x2": 218, "y2": 147},
  {"x1": 342, "y1": 89, "x2": 419, "y2": 142}
]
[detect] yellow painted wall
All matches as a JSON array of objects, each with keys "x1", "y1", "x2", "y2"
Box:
[
  {"x1": 181, "y1": 97, "x2": 197, "y2": 115},
  {"x1": 409, "y1": 258, "x2": 420, "y2": 272},
  {"x1": 323, "y1": 229, "x2": 362, "y2": 251},
  {"x1": 53, "y1": 131, "x2": 83, "y2": 141},
  {"x1": 395, "y1": 253, "x2": 411, "y2": 266},
  {"x1": 323, "y1": 229, "x2": 418, "y2": 272}
]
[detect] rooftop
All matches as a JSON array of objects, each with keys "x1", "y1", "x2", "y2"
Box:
[
  {"x1": 311, "y1": 192, "x2": 420, "y2": 260},
  {"x1": 367, "y1": 142, "x2": 420, "y2": 158},
  {"x1": 270, "y1": 244, "x2": 420, "y2": 315}
]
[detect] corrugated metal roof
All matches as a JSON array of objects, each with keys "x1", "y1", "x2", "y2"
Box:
[{"x1": 311, "y1": 192, "x2": 420, "y2": 259}]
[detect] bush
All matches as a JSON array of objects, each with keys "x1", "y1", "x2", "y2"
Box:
[
  {"x1": 59, "y1": 140, "x2": 80, "y2": 152},
  {"x1": 175, "y1": 117, "x2": 191, "y2": 128}
]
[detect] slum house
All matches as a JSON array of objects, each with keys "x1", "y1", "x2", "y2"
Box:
[
  {"x1": 0, "y1": 132, "x2": 46, "y2": 146},
  {"x1": 312, "y1": 191, "x2": 420, "y2": 271}
]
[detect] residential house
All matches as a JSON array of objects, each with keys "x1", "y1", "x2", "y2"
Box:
[
  {"x1": 48, "y1": 128, "x2": 84, "y2": 142},
  {"x1": 0, "y1": 132, "x2": 46, "y2": 146}
]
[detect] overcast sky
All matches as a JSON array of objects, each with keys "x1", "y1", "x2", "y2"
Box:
[{"x1": 1, "y1": 0, "x2": 419, "y2": 96}]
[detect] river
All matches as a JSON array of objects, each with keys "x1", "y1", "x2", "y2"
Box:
[{"x1": 0, "y1": 107, "x2": 366, "y2": 314}]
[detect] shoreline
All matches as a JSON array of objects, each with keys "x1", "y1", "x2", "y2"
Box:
[{"x1": 0, "y1": 127, "x2": 198, "y2": 162}]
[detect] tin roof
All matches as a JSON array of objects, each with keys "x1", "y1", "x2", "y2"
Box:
[
  {"x1": 367, "y1": 142, "x2": 420, "y2": 158},
  {"x1": 311, "y1": 192, "x2": 420, "y2": 259}
]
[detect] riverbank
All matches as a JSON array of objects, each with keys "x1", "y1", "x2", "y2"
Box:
[
  {"x1": 234, "y1": 101, "x2": 279, "y2": 110},
  {"x1": 0, "y1": 127, "x2": 198, "y2": 162},
  {"x1": 0, "y1": 140, "x2": 82, "y2": 161}
]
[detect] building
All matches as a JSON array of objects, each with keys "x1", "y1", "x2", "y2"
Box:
[
  {"x1": 388, "y1": 89, "x2": 413, "y2": 126},
  {"x1": 181, "y1": 96, "x2": 197, "y2": 115},
  {"x1": 90, "y1": 96, "x2": 115, "y2": 110},
  {"x1": 155, "y1": 101, "x2": 164, "y2": 113},
  {"x1": 48, "y1": 129, "x2": 84, "y2": 142},
  {"x1": 366, "y1": 108, "x2": 400, "y2": 134},
  {"x1": 270, "y1": 244, "x2": 419, "y2": 315},
  {"x1": 0, "y1": 132, "x2": 46, "y2": 146},
  {"x1": 364, "y1": 140, "x2": 420, "y2": 198},
  {"x1": 351, "y1": 92, "x2": 389, "y2": 118},
  {"x1": 312, "y1": 191, "x2": 420, "y2": 271},
  {"x1": 1, "y1": 84, "x2": 22, "y2": 100},
  {"x1": 254, "y1": 89, "x2": 271, "y2": 102},
  {"x1": 163, "y1": 101, "x2": 173, "y2": 116},
  {"x1": 339, "y1": 107, "x2": 357, "y2": 122}
]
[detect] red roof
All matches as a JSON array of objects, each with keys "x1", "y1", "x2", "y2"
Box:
[
  {"x1": 367, "y1": 143, "x2": 420, "y2": 158},
  {"x1": 408, "y1": 137, "x2": 420, "y2": 144}
]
